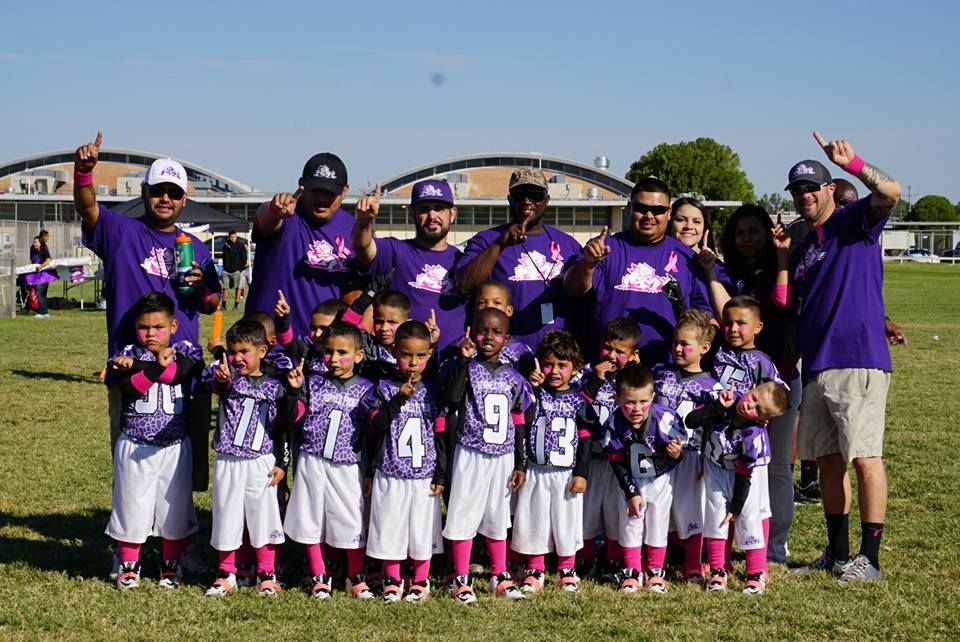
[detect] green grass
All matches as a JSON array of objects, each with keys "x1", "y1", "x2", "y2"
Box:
[{"x1": 1, "y1": 264, "x2": 959, "y2": 641}]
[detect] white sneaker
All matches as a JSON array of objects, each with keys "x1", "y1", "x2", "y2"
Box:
[
  {"x1": 489, "y1": 572, "x2": 525, "y2": 600},
  {"x1": 838, "y1": 555, "x2": 882, "y2": 583},
  {"x1": 115, "y1": 561, "x2": 140, "y2": 590},
  {"x1": 791, "y1": 548, "x2": 852, "y2": 576},
  {"x1": 381, "y1": 577, "x2": 404, "y2": 603},
  {"x1": 205, "y1": 571, "x2": 237, "y2": 597}
]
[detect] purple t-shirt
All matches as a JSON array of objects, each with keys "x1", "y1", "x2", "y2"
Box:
[
  {"x1": 603, "y1": 403, "x2": 684, "y2": 478},
  {"x1": 703, "y1": 420, "x2": 771, "y2": 472},
  {"x1": 83, "y1": 205, "x2": 221, "y2": 359},
  {"x1": 590, "y1": 233, "x2": 711, "y2": 368},
  {"x1": 300, "y1": 374, "x2": 376, "y2": 464},
  {"x1": 712, "y1": 345, "x2": 784, "y2": 397},
  {"x1": 247, "y1": 206, "x2": 357, "y2": 336},
  {"x1": 113, "y1": 343, "x2": 193, "y2": 447},
  {"x1": 370, "y1": 379, "x2": 443, "y2": 479},
  {"x1": 369, "y1": 238, "x2": 467, "y2": 355},
  {"x1": 460, "y1": 225, "x2": 582, "y2": 347},
  {"x1": 454, "y1": 359, "x2": 534, "y2": 457},
  {"x1": 653, "y1": 365, "x2": 722, "y2": 451},
  {"x1": 527, "y1": 388, "x2": 596, "y2": 469},
  {"x1": 792, "y1": 197, "x2": 892, "y2": 378},
  {"x1": 203, "y1": 368, "x2": 286, "y2": 459}
]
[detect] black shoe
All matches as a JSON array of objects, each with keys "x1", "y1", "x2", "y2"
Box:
[{"x1": 794, "y1": 481, "x2": 821, "y2": 504}]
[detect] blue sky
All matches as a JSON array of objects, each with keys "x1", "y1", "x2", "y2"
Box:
[{"x1": 2, "y1": 0, "x2": 956, "y2": 202}]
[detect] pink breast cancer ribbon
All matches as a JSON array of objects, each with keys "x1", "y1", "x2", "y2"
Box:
[{"x1": 664, "y1": 251, "x2": 679, "y2": 274}]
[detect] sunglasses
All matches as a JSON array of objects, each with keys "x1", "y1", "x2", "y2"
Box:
[
  {"x1": 631, "y1": 202, "x2": 671, "y2": 216},
  {"x1": 147, "y1": 184, "x2": 186, "y2": 200},
  {"x1": 510, "y1": 187, "x2": 547, "y2": 202},
  {"x1": 788, "y1": 182, "x2": 825, "y2": 197}
]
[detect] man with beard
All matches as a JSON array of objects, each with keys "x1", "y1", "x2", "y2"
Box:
[
  {"x1": 245, "y1": 153, "x2": 357, "y2": 336},
  {"x1": 455, "y1": 168, "x2": 582, "y2": 348},
  {"x1": 351, "y1": 179, "x2": 467, "y2": 356}
]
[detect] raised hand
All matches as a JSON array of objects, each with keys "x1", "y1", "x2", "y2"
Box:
[
  {"x1": 288, "y1": 358, "x2": 305, "y2": 389},
  {"x1": 813, "y1": 131, "x2": 857, "y2": 168},
  {"x1": 112, "y1": 355, "x2": 134, "y2": 371},
  {"x1": 275, "y1": 289, "x2": 290, "y2": 318},
  {"x1": 697, "y1": 246, "x2": 718, "y2": 273},
  {"x1": 214, "y1": 353, "x2": 232, "y2": 383},
  {"x1": 700, "y1": 228, "x2": 712, "y2": 252},
  {"x1": 583, "y1": 226, "x2": 612, "y2": 266},
  {"x1": 399, "y1": 371, "x2": 416, "y2": 398},
  {"x1": 528, "y1": 357, "x2": 545, "y2": 388},
  {"x1": 270, "y1": 186, "x2": 304, "y2": 220},
  {"x1": 74, "y1": 131, "x2": 102, "y2": 174},
  {"x1": 355, "y1": 183, "x2": 381, "y2": 226},
  {"x1": 770, "y1": 210, "x2": 791, "y2": 253},
  {"x1": 459, "y1": 328, "x2": 476, "y2": 359},
  {"x1": 425, "y1": 308, "x2": 440, "y2": 345},
  {"x1": 718, "y1": 386, "x2": 735, "y2": 408},
  {"x1": 497, "y1": 222, "x2": 527, "y2": 248},
  {"x1": 594, "y1": 360, "x2": 615, "y2": 380},
  {"x1": 157, "y1": 348, "x2": 175, "y2": 368}
]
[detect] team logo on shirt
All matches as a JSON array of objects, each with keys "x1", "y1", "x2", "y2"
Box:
[
  {"x1": 409, "y1": 264, "x2": 456, "y2": 294},
  {"x1": 614, "y1": 262, "x2": 671, "y2": 293},
  {"x1": 510, "y1": 245, "x2": 563, "y2": 282},
  {"x1": 304, "y1": 235, "x2": 351, "y2": 272},
  {"x1": 140, "y1": 247, "x2": 174, "y2": 278},
  {"x1": 794, "y1": 243, "x2": 826, "y2": 281}
]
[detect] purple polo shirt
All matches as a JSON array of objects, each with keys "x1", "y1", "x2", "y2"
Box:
[
  {"x1": 792, "y1": 197, "x2": 891, "y2": 378},
  {"x1": 460, "y1": 225, "x2": 582, "y2": 347},
  {"x1": 368, "y1": 237, "x2": 467, "y2": 355},
  {"x1": 246, "y1": 205, "x2": 357, "y2": 336},
  {"x1": 590, "y1": 233, "x2": 711, "y2": 368},
  {"x1": 83, "y1": 204, "x2": 220, "y2": 359}
]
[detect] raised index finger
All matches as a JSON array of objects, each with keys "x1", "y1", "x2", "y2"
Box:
[
  {"x1": 93, "y1": 130, "x2": 103, "y2": 148},
  {"x1": 292, "y1": 186, "x2": 304, "y2": 200},
  {"x1": 374, "y1": 183, "x2": 381, "y2": 200},
  {"x1": 812, "y1": 131, "x2": 829, "y2": 149}
]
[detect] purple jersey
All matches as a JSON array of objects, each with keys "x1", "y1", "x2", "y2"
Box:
[
  {"x1": 300, "y1": 374, "x2": 376, "y2": 464},
  {"x1": 264, "y1": 345, "x2": 294, "y2": 373},
  {"x1": 703, "y1": 421, "x2": 771, "y2": 472},
  {"x1": 246, "y1": 206, "x2": 356, "y2": 337},
  {"x1": 499, "y1": 340, "x2": 533, "y2": 369},
  {"x1": 369, "y1": 238, "x2": 467, "y2": 355},
  {"x1": 455, "y1": 360, "x2": 533, "y2": 456},
  {"x1": 370, "y1": 379, "x2": 443, "y2": 479},
  {"x1": 204, "y1": 367, "x2": 287, "y2": 459},
  {"x1": 653, "y1": 365, "x2": 722, "y2": 451},
  {"x1": 603, "y1": 403, "x2": 684, "y2": 478},
  {"x1": 460, "y1": 225, "x2": 582, "y2": 347},
  {"x1": 114, "y1": 344, "x2": 190, "y2": 447},
  {"x1": 83, "y1": 205, "x2": 221, "y2": 358},
  {"x1": 792, "y1": 197, "x2": 891, "y2": 378},
  {"x1": 589, "y1": 233, "x2": 710, "y2": 367},
  {"x1": 712, "y1": 345, "x2": 783, "y2": 397},
  {"x1": 527, "y1": 388, "x2": 595, "y2": 468}
]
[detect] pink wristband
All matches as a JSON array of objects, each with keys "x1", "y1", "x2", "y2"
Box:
[
  {"x1": 74, "y1": 170, "x2": 93, "y2": 187},
  {"x1": 842, "y1": 155, "x2": 865, "y2": 175}
]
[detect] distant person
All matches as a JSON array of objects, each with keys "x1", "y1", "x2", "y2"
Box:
[
  {"x1": 25, "y1": 235, "x2": 55, "y2": 318},
  {"x1": 219, "y1": 230, "x2": 249, "y2": 311}
]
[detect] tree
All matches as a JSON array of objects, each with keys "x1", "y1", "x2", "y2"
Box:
[
  {"x1": 905, "y1": 195, "x2": 959, "y2": 222},
  {"x1": 626, "y1": 137, "x2": 756, "y2": 204},
  {"x1": 757, "y1": 193, "x2": 795, "y2": 215}
]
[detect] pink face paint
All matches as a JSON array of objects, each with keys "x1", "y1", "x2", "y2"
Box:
[
  {"x1": 542, "y1": 366, "x2": 553, "y2": 374},
  {"x1": 745, "y1": 407, "x2": 759, "y2": 419},
  {"x1": 738, "y1": 323, "x2": 750, "y2": 332},
  {"x1": 640, "y1": 402, "x2": 652, "y2": 412},
  {"x1": 622, "y1": 403, "x2": 635, "y2": 413},
  {"x1": 557, "y1": 366, "x2": 569, "y2": 374},
  {"x1": 156, "y1": 329, "x2": 168, "y2": 337},
  {"x1": 600, "y1": 349, "x2": 610, "y2": 357},
  {"x1": 683, "y1": 346, "x2": 693, "y2": 354},
  {"x1": 136, "y1": 330, "x2": 148, "y2": 341},
  {"x1": 475, "y1": 334, "x2": 484, "y2": 342},
  {"x1": 323, "y1": 354, "x2": 332, "y2": 363},
  {"x1": 339, "y1": 357, "x2": 352, "y2": 364},
  {"x1": 616, "y1": 354, "x2": 627, "y2": 363},
  {"x1": 397, "y1": 359, "x2": 408, "y2": 369},
  {"x1": 493, "y1": 336, "x2": 504, "y2": 344}
]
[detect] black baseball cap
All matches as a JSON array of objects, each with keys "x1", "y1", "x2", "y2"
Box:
[
  {"x1": 785, "y1": 160, "x2": 832, "y2": 190},
  {"x1": 301, "y1": 153, "x2": 348, "y2": 192}
]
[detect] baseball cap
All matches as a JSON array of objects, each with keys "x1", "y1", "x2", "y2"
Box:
[
  {"x1": 410, "y1": 179, "x2": 454, "y2": 206},
  {"x1": 508, "y1": 167, "x2": 549, "y2": 191},
  {"x1": 785, "y1": 160, "x2": 832, "y2": 190},
  {"x1": 301, "y1": 153, "x2": 348, "y2": 192},
  {"x1": 144, "y1": 159, "x2": 189, "y2": 193}
]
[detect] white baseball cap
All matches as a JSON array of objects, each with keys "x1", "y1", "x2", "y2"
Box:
[{"x1": 143, "y1": 158, "x2": 189, "y2": 192}]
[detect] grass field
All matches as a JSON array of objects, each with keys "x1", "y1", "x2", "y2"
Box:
[{"x1": 1, "y1": 264, "x2": 959, "y2": 641}]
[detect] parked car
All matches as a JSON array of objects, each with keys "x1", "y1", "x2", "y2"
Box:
[
  {"x1": 898, "y1": 248, "x2": 941, "y2": 263},
  {"x1": 941, "y1": 242, "x2": 960, "y2": 257}
]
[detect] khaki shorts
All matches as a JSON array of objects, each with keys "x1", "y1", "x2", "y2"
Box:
[{"x1": 797, "y1": 369, "x2": 890, "y2": 462}]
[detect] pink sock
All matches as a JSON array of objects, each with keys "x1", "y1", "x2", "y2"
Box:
[
  {"x1": 556, "y1": 555, "x2": 575, "y2": 571},
  {"x1": 383, "y1": 560, "x2": 402, "y2": 580},
  {"x1": 646, "y1": 545, "x2": 667, "y2": 571},
  {"x1": 304, "y1": 543, "x2": 326, "y2": 576},
  {"x1": 763, "y1": 518, "x2": 771, "y2": 549},
  {"x1": 706, "y1": 538, "x2": 726, "y2": 571},
  {"x1": 527, "y1": 554, "x2": 546, "y2": 572},
  {"x1": 507, "y1": 540, "x2": 523, "y2": 566},
  {"x1": 237, "y1": 535, "x2": 255, "y2": 566},
  {"x1": 218, "y1": 550, "x2": 237, "y2": 575},
  {"x1": 683, "y1": 534, "x2": 704, "y2": 575},
  {"x1": 622, "y1": 545, "x2": 642, "y2": 571},
  {"x1": 256, "y1": 544, "x2": 277, "y2": 575},
  {"x1": 345, "y1": 547, "x2": 366, "y2": 577},
  {"x1": 745, "y1": 547, "x2": 767, "y2": 576},
  {"x1": 606, "y1": 539, "x2": 623, "y2": 563},
  {"x1": 449, "y1": 539, "x2": 473, "y2": 576},
  {"x1": 486, "y1": 537, "x2": 507, "y2": 576},
  {"x1": 161, "y1": 537, "x2": 188, "y2": 563},
  {"x1": 725, "y1": 527, "x2": 735, "y2": 572},
  {"x1": 412, "y1": 559, "x2": 430, "y2": 583},
  {"x1": 116, "y1": 541, "x2": 141, "y2": 565},
  {"x1": 580, "y1": 538, "x2": 596, "y2": 562}
]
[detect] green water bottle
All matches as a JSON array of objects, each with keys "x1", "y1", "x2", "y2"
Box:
[{"x1": 175, "y1": 231, "x2": 195, "y2": 294}]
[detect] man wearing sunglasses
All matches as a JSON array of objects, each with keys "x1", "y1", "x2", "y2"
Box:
[
  {"x1": 788, "y1": 132, "x2": 901, "y2": 583},
  {"x1": 564, "y1": 177, "x2": 711, "y2": 367},
  {"x1": 456, "y1": 168, "x2": 583, "y2": 348}
]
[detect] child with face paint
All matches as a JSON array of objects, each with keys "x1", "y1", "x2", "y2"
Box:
[
  {"x1": 364, "y1": 321, "x2": 447, "y2": 603},
  {"x1": 602, "y1": 364, "x2": 685, "y2": 594},
  {"x1": 106, "y1": 292, "x2": 204, "y2": 591},
  {"x1": 275, "y1": 295, "x2": 346, "y2": 375},
  {"x1": 511, "y1": 331, "x2": 600, "y2": 595},
  {"x1": 441, "y1": 307, "x2": 534, "y2": 604},
  {"x1": 712, "y1": 296, "x2": 785, "y2": 398},
  {"x1": 203, "y1": 319, "x2": 305, "y2": 597},
  {"x1": 652, "y1": 309, "x2": 724, "y2": 584},
  {"x1": 576, "y1": 316, "x2": 642, "y2": 581},
  {"x1": 684, "y1": 380, "x2": 789, "y2": 594},
  {"x1": 282, "y1": 321, "x2": 379, "y2": 600},
  {"x1": 471, "y1": 279, "x2": 534, "y2": 371}
]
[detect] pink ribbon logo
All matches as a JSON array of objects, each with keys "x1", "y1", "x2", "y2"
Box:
[
  {"x1": 335, "y1": 234, "x2": 352, "y2": 259},
  {"x1": 550, "y1": 241, "x2": 561, "y2": 263},
  {"x1": 664, "y1": 251, "x2": 679, "y2": 274}
]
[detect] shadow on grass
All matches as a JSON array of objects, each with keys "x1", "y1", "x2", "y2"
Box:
[{"x1": 10, "y1": 369, "x2": 102, "y2": 384}]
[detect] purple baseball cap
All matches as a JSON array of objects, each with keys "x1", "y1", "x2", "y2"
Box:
[{"x1": 410, "y1": 179, "x2": 454, "y2": 206}]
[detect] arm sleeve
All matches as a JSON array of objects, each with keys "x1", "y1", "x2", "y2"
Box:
[
  {"x1": 609, "y1": 456, "x2": 640, "y2": 499},
  {"x1": 371, "y1": 393, "x2": 406, "y2": 434},
  {"x1": 432, "y1": 419, "x2": 449, "y2": 487},
  {"x1": 684, "y1": 399, "x2": 729, "y2": 430},
  {"x1": 275, "y1": 315, "x2": 293, "y2": 345},
  {"x1": 441, "y1": 356, "x2": 471, "y2": 405},
  {"x1": 116, "y1": 361, "x2": 166, "y2": 401},
  {"x1": 729, "y1": 470, "x2": 753, "y2": 516},
  {"x1": 513, "y1": 416, "x2": 528, "y2": 473},
  {"x1": 578, "y1": 374, "x2": 604, "y2": 403},
  {"x1": 573, "y1": 436, "x2": 592, "y2": 479}
]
